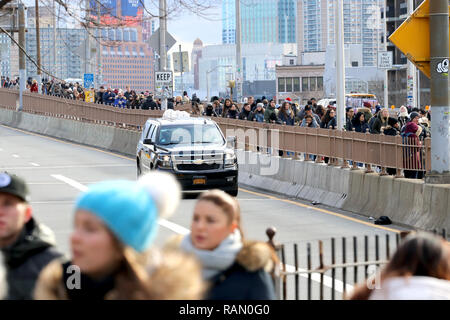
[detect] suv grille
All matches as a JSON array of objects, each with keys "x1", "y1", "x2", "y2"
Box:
[
  {"x1": 177, "y1": 163, "x2": 221, "y2": 171},
  {"x1": 172, "y1": 151, "x2": 224, "y2": 172}
]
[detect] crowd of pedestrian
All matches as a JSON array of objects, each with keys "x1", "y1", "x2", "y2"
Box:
[
  {"x1": 2, "y1": 77, "x2": 432, "y2": 179},
  {"x1": 2, "y1": 76, "x2": 432, "y2": 137},
  {"x1": 1, "y1": 171, "x2": 449, "y2": 301}
]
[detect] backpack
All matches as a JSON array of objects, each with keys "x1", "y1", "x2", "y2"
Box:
[
  {"x1": 368, "y1": 116, "x2": 378, "y2": 133},
  {"x1": 400, "y1": 131, "x2": 416, "y2": 141}
]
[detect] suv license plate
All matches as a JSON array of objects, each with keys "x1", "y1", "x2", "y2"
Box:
[{"x1": 193, "y1": 178, "x2": 206, "y2": 185}]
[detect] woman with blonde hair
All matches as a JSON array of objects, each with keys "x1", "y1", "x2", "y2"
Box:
[
  {"x1": 177, "y1": 189, "x2": 277, "y2": 300},
  {"x1": 34, "y1": 172, "x2": 204, "y2": 300},
  {"x1": 349, "y1": 232, "x2": 450, "y2": 300}
]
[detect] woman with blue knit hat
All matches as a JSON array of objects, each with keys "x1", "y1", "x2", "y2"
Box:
[{"x1": 34, "y1": 172, "x2": 204, "y2": 300}]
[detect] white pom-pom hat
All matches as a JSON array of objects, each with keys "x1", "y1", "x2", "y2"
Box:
[{"x1": 137, "y1": 171, "x2": 181, "y2": 219}]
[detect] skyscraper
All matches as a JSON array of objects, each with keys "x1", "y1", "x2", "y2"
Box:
[
  {"x1": 0, "y1": 34, "x2": 12, "y2": 78},
  {"x1": 278, "y1": 0, "x2": 296, "y2": 43},
  {"x1": 327, "y1": 0, "x2": 383, "y2": 67},
  {"x1": 297, "y1": 0, "x2": 328, "y2": 52},
  {"x1": 297, "y1": 0, "x2": 383, "y2": 67},
  {"x1": 222, "y1": 0, "x2": 296, "y2": 44},
  {"x1": 191, "y1": 38, "x2": 203, "y2": 90},
  {"x1": 222, "y1": 0, "x2": 236, "y2": 44},
  {"x1": 25, "y1": 27, "x2": 87, "y2": 81}
]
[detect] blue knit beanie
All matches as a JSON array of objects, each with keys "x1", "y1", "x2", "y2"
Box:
[{"x1": 74, "y1": 180, "x2": 158, "y2": 252}]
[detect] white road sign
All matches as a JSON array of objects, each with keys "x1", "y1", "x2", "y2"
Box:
[
  {"x1": 378, "y1": 51, "x2": 393, "y2": 69},
  {"x1": 155, "y1": 71, "x2": 173, "y2": 98}
]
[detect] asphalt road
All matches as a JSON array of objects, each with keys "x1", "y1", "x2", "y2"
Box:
[{"x1": 0, "y1": 124, "x2": 411, "y2": 299}]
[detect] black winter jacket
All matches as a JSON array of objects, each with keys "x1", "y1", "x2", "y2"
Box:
[
  {"x1": 142, "y1": 97, "x2": 158, "y2": 110},
  {"x1": 1, "y1": 218, "x2": 62, "y2": 300},
  {"x1": 206, "y1": 241, "x2": 276, "y2": 300},
  {"x1": 208, "y1": 263, "x2": 275, "y2": 300}
]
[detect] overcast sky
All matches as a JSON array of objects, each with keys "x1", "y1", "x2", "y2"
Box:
[{"x1": 168, "y1": 5, "x2": 222, "y2": 44}]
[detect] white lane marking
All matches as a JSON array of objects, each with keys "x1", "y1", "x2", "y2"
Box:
[
  {"x1": 235, "y1": 198, "x2": 276, "y2": 201},
  {"x1": 31, "y1": 201, "x2": 75, "y2": 204},
  {"x1": 50, "y1": 174, "x2": 189, "y2": 235},
  {"x1": 283, "y1": 264, "x2": 353, "y2": 294},
  {"x1": 12, "y1": 154, "x2": 19, "y2": 158},
  {"x1": 30, "y1": 162, "x2": 40, "y2": 167},
  {"x1": 158, "y1": 219, "x2": 189, "y2": 235},
  {"x1": 2, "y1": 164, "x2": 134, "y2": 170},
  {"x1": 51, "y1": 174, "x2": 88, "y2": 192},
  {"x1": 27, "y1": 182, "x2": 99, "y2": 185},
  {"x1": 50, "y1": 174, "x2": 351, "y2": 293}
]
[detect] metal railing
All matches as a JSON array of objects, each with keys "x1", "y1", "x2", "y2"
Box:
[
  {"x1": 265, "y1": 228, "x2": 448, "y2": 300},
  {"x1": 0, "y1": 88, "x2": 432, "y2": 177}
]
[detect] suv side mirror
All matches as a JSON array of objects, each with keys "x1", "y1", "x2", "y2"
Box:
[
  {"x1": 226, "y1": 136, "x2": 237, "y2": 149},
  {"x1": 143, "y1": 138, "x2": 153, "y2": 145}
]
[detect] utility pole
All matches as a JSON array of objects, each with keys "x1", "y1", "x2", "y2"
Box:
[
  {"x1": 406, "y1": 0, "x2": 417, "y2": 109},
  {"x1": 18, "y1": 2, "x2": 25, "y2": 111},
  {"x1": 335, "y1": 0, "x2": 345, "y2": 129},
  {"x1": 96, "y1": 2, "x2": 101, "y2": 88},
  {"x1": 417, "y1": 68, "x2": 420, "y2": 108},
  {"x1": 85, "y1": 0, "x2": 91, "y2": 76},
  {"x1": 383, "y1": 0, "x2": 388, "y2": 108},
  {"x1": 427, "y1": 0, "x2": 450, "y2": 183},
  {"x1": 235, "y1": 0, "x2": 242, "y2": 103},
  {"x1": 159, "y1": 0, "x2": 167, "y2": 109},
  {"x1": 179, "y1": 44, "x2": 183, "y2": 95},
  {"x1": 52, "y1": 0, "x2": 56, "y2": 79},
  {"x1": 35, "y1": 0, "x2": 41, "y2": 92}
]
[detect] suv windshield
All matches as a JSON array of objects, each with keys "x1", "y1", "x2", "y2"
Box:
[{"x1": 157, "y1": 124, "x2": 225, "y2": 145}]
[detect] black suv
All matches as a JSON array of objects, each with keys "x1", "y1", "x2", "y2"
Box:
[{"x1": 136, "y1": 113, "x2": 238, "y2": 196}]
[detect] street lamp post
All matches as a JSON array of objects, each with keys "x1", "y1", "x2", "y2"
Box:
[
  {"x1": 206, "y1": 65, "x2": 232, "y2": 103},
  {"x1": 335, "y1": 0, "x2": 346, "y2": 130}
]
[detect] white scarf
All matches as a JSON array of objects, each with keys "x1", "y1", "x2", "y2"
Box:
[{"x1": 180, "y1": 229, "x2": 243, "y2": 280}]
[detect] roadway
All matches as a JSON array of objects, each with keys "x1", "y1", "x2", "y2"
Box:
[{"x1": 0, "y1": 124, "x2": 411, "y2": 299}]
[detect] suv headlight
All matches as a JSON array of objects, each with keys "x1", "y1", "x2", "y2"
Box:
[
  {"x1": 157, "y1": 154, "x2": 172, "y2": 168},
  {"x1": 224, "y1": 151, "x2": 237, "y2": 167}
]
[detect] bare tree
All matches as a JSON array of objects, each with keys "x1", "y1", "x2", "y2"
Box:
[
  {"x1": 0, "y1": 0, "x2": 220, "y2": 80},
  {"x1": 35, "y1": 0, "x2": 221, "y2": 46}
]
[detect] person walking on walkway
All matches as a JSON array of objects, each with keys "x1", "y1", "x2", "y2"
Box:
[{"x1": 0, "y1": 172, "x2": 62, "y2": 300}]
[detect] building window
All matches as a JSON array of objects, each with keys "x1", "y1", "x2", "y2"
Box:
[
  {"x1": 302, "y1": 77, "x2": 309, "y2": 92},
  {"x1": 293, "y1": 77, "x2": 300, "y2": 92},
  {"x1": 285, "y1": 77, "x2": 293, "y2": 92},
  {"x1": 278, "y1": 77, "x2": 285, "y2": 92},
  {"x1": 317, "y1": 77, "x2": 323, "y2": 91},
  {"x1": 351, "y1": 61, "x2": 358, "y2": 67},
  {"x1": 309, "y1": 77, "x2": 316, "y2": 91},
  {"x1": 289, "y1": 59, "x2": 294, "y2": 65}
]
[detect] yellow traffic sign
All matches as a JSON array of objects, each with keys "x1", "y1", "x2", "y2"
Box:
[
  {"x1": 85, "y1": 90, "x2": 95, "y2": 103},
  {"x1": 389, "y1": 0, "x2": 450, "y2": 79}
]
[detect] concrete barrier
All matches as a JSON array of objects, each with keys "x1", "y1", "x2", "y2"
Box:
[
  {"x1": 0, "y1": 108, "x2": 139, "y2": 157},
  {"x1": 1, "y1": 107, "x2": 449, "y2": 231}
]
